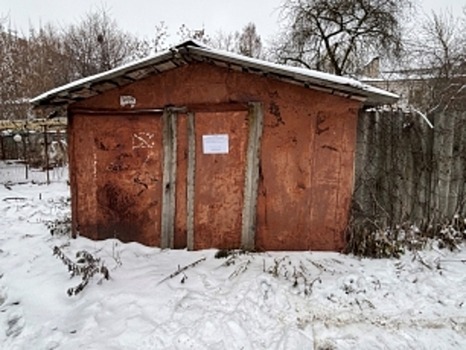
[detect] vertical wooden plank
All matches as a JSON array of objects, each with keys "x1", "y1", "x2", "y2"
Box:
[
  {"x1": 0, "y1": 133, "x2": 4, "y2": 160},
  {"x1": 450, "y1": 111, "x2": 463, "y2": 215},
  {"x1": 433, "y1": 111, "x2": 455, "y2": 218},
  {"x1": 456, "y1": 111, "x2": 466, "y2": 214},
  {"x1": 44, "y1": 125, "x2": 50, "y2": 185},
  {"x1": 241, "y1": 102, "x2": 264, "y2": 250},
  {"x1": 161, "y1": 109, "x2": 177, "y2": 248},
  {"x1": 186, "y1": 112, "x2": 195, "y2": 250}
]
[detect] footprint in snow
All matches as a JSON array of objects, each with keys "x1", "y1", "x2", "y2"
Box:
[
  {"x1": 0, "y1": 286, "x2": 25, "y2": 338},
  {"x1": 5, "y1": 312, "x2": 25, "y2": 338}
]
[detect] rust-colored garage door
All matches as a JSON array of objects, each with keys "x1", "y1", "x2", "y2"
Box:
[
  {"x1": 72, "y1": 114, "x2": 163, "y2": 246},
  {"x1": 173, "y1": 110, "x2": 249, "y2": 250},
  {"x1": 72, "y1": 107, "x2": 256, "y2": 250}
]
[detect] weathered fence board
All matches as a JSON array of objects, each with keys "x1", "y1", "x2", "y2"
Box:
[{"x1": 354, "y1": 108, "x2": 466, "y2": 227}]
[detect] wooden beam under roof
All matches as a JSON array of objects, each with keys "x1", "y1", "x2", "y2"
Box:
[{"x1": 0, "y1": 117, "x2": 67, "y2": 131}]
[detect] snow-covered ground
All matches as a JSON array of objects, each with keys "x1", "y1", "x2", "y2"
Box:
[{"x1": 0, "y1": 178, "x2": 465, "y2": 349}]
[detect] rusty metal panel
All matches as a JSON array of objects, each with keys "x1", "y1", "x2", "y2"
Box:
[
  {"x1": 308, "y1": 109, "x2": 357, "y2": 251},
  {"x1": 255, "y1": 103, "x2": 314, "y2": 251},
  {"x1": 71, "y1": 114, "x2": 163, "y2": 246},
  {"x1": 308, "y1": 111, "x2": 341, "y2": 250},
  {"x1": 193, "y1": 111, "x2": 248, "y2": 250},
  {"x1": 255, "y1": 92, "x2": 359, "y2": 251}
]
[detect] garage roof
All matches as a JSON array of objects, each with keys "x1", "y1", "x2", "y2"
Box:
[{"x1": 31, "y1": 40, "x2": 398, "y2": 107}]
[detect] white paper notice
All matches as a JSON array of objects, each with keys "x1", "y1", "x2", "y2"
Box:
[{"x1": 202, "y1": 134, "x2": 229, "y2": 154}]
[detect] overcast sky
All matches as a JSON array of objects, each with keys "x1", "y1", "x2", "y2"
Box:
[{"x1": 1, "y1": 0, "x2": 464, "y2": 45}]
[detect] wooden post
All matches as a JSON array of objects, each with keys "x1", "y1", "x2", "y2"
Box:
[
  {"x1": 161, "y1": 108, "x2": 177, "y2": 249},
  {"x1": 186, "y1": 112, "x2": 196, "y2": 250},
  {"x1": 24, "y1": 130, "x2": 29, "y2": 180},
  {"x1": 433, "y1": 111, "x2": 454, "y2": 219},
  {"x1": 15, "y1": 137, "x2": 19, "y2": 160},
  {"x1": 0, "y1": 133, "x2": 4, "y2": 160},
  {"x1": 241, "y1": 102, "x2": 264, "y2": 250},
  {"x1": 44, "y1": 125, "x2": 50, "y2": 185}
]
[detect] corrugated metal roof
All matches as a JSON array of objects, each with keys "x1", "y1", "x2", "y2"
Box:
[{"x1": 31, "y1": 40, "x2": 398, "y2": 107}]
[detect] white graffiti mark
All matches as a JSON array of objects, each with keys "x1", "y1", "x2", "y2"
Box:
[
  {"x1": 142, "y1": 154, "x2": 151, "y2": 166},
  {"x1": 132, "y1": 132, "x2": 155, "y2": 149},
  {"x1": 93, "y1": 151, "x2": 97, "y2": 179}
]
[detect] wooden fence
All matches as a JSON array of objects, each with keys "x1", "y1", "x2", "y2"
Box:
[
  {"x1": 0, "y1": 118, "x2": 67, "y2": 184},
  {"x1": 0, "y1": 117, "x2": 67, "y2": 161},
  {"x1": 353, "y1": 108, "x2": 466, "y2": 228}
]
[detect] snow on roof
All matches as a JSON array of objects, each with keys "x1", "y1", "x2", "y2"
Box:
[{"x1": 31, "y1": 40, "x2": 398, "y2": 107}]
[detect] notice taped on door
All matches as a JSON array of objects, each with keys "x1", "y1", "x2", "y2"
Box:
[{"x1": 202, "y1": 134, "x2": 229, "y2": 154}]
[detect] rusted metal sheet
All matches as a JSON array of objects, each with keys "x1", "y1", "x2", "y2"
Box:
[
  {"x1": 174, "y1": 113, "x2": 188, "y2": 249},
  {"x1": 186, "y1": 112, "x2": 196, "y2": 250},
  {"x1": 255, "y1": 91, "x2": 360, "y2": 251},
  {"x1": 193, "y1": 111, "x2": 248, "y2": 250},
  {"x1": 308, "y1": 111, "x2": 342, "y2": 250},
  {"x1": 309, "y1": 109, "x2": 360, "y2": 251},
  {"x1": 255, "y1": 101, "x2": 314, "y2": 251},
  {"x1": 71, "y1": 114, "x2": 163, "y2": 246}
]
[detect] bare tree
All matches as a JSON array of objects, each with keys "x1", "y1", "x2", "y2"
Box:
[
  {"x1": 0, "y1": 8, "x2": 152, "y2": 119},
  {"x1": 277, "y1": 0, "x2": 413, "y2": 75},
  {"x1": 209, "y1": 22, "x2": 263, "y2": 59},
  {"x1": 418, "y1": 11, "x2": 462, "y2": 79},
  {"x1": 0, "y1": 23, "x2": 72, "y2": 120},
  {"x1": 238, "y1": 22, "x2": 262, "y2": 58},
  {"x1": 177, "y1": 24, "x2": 211, "y2": 44},
  {"x1": 125, "y1": 21, "x2": 169, "y2": 61},
  {"x1": 63, "y1": 8, "x2": 143, "y2": 77},
  {"x1": 210, "y1": 31, "x2": 239, "y2": 52},
  {"x1": 27, "y1": 25, "x2": 74, "y2": 96},
  {"x1": 404, "y1": 9, "x2": 466, "y2": 111},
  {"x1": 0, "y1": 20, "x2": 30, "y2": 119}
]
